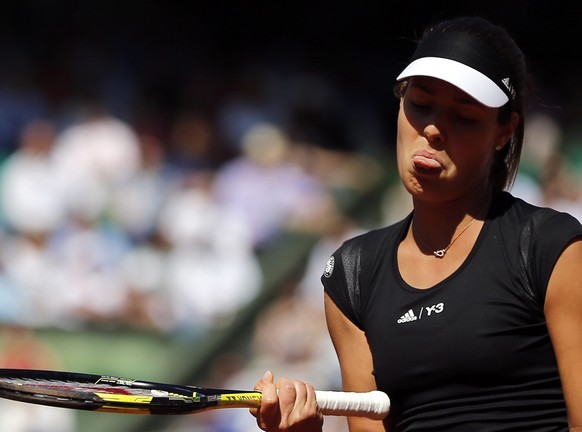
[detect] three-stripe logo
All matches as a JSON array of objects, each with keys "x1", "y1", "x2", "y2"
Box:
[{"x1": 397, "y1": 309, "x2": 417, "y2": 324}]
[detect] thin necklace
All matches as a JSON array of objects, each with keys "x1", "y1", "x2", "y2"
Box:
[{"x1": 412, "y1": 206, "x2": 487, "y2": 258}]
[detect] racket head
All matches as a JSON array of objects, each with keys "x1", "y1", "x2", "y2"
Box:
[{"x1": 0, "y1": 369, "x2": 261, "y2": 415}]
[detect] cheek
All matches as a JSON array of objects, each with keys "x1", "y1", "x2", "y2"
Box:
[
  {"x1": 396, "y1": 113, "x2": 413, "y2": 167},
  {"x1": 451, "y1": 126, "x2": 497, "y2": 160},
  {"x1": 396, "y1": 111, "x2": 424, "y2": 190},
  {"x1": 396, "y1": 109, "x2": 418, "y2": 150},
  {"x1": 448, "y1": 136, "x2": 497, "y2": 181}
]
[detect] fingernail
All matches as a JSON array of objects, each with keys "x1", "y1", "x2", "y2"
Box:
[{"x1": 262, "y1": 370, "x2": 272, "y2": 380}]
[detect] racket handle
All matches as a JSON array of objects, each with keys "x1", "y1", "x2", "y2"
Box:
[{"x1": 314, "y1": 390, "x2": 390, "y2": 420}]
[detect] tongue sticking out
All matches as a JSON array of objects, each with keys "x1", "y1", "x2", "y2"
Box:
[{"x1": 413, "y1": 155, "x2": 442, "y2": 171}]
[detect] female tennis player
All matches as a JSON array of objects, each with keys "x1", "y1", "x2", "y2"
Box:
[{"x1": 251, "y1": 16, "x2": 582, "y2": 431}]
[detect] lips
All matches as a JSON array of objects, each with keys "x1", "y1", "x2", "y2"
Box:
[{"x1": 412, "y1": 150, "x2": 443, "y2": 172}]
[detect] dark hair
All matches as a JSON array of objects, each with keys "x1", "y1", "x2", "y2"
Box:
[{"x1": 399, "y1": 16, "x2": 529, "y2": 190}]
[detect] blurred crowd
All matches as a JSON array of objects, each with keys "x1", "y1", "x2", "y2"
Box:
[{"x1": 0, "y1": 62, "x2": 387, "y2": 335}]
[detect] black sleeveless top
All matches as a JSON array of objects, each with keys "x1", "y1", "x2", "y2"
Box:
[{"x1": 322, "y1": 191, "x2": 582, "y2": 431}]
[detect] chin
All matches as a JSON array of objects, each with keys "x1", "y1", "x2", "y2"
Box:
[{"x1": 402, "y1": 176, "x2": 425, "y2": 196}]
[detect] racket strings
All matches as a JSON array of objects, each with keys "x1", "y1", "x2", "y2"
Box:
[{"x1": 0, "y1": 378, "x2": 156, "y2": 396}]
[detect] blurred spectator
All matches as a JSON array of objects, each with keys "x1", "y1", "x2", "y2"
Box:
[
  {"x1": 108, "y1": 130, "x2": 172, "y2": 243},
  {"x1": 540, "y1": 150, "x2": 582, "y2": 221},
  {"x1": 212, "y1": 122, "x2": 329, "y2": 249},
  {"x1": 519, "y1": 112, "x2": 582, "y2": 220},
  {"x1": 0, "y1": 232, "x2": 60, "y2": 327},
  {"x1": 0, "y1": 267, "x2": 29, "y2": 326},
  {"x1": 0, "y1": 119, "x2": 67, "y2": 327},
  {"x1": 45, "y1": 210, "x2": 132, "y2": 328},
  {"x1": 165, "y1": 110, "x2": 227, "y2": 174},
  {"x1": 511, "y1": 112, "x2": 560, "y2": 206},
  {"x1": 0, "y1": 119, "x2": 66, "y2": 236},
  {"x1": 118, "y1": 233, "x2": 173, "y2": 331},
  {"x1": 216, "y1": 67, "x2": 289, "y2": 153},
  {"x1": 156, "y1": 171, "x2": 263, "y2": 335},
  {"x1": 51, "y1": 105, "x2": 141, "y2": 221}
]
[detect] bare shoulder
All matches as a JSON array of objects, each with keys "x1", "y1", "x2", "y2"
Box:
[{"x1": 546, "y1": 237, "x2": 582, "y2": 305}]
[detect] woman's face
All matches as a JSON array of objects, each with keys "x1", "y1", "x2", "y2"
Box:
[{"x1": 396, "y1": 76, "x2": 514, "y2": 202}]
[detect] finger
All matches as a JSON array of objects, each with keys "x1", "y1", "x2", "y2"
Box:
[
  {"x1": 254, "y1": 370, "x2": 274, "y2": 392},
  {"x1": 257, "y1": 381, "x2": 281, "y2": 430},
  {"x1": 277, "y1": 377, "x2": 319, "y2": 430},
  {"x1": 250, "y1": 371, "x2": 274, "y2": 420},
  {"x1": 285, "y1": 381, "x2": 323, "y2": 432},
  {"x1": 303, "y1": 381, "x2": 322, "y2": 419},
  {"x1": 277, "y1": 377, "x2": 300, "y2": 410}
]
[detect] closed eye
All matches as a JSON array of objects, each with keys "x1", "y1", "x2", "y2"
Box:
[
  {"x1": 455, "y1": 113, "x2": 478, "y2": 123},
  {"x1": 407, "y1": 99, "x2": 432, "y2": 112}
]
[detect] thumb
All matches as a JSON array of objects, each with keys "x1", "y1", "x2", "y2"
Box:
[
  {"x1": 254, "y1": 370, "x2": 274, "y2": 392},
  {"x1": 249, "y1": 370, "x2": 274, "y2": 420}
]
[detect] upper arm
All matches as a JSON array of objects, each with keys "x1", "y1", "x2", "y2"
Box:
[
  {"x1": 325, "y1": 293, "x2": 388, "y2": 432},
  {"x1": 545, "y1": 238, "x2": 582, "y2": 429}
]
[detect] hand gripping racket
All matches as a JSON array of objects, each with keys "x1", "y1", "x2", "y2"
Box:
[{"x1": 0, "y1": 369, "x2": 390, "y2": 420}]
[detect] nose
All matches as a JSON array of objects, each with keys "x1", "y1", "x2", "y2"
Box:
[{"x1": 423, "y1": 123, "x2": 444, "y2": 145}]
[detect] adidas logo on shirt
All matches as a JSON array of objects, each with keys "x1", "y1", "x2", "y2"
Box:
[{"x1": 397, "y1": 309, "x2": 417, "y2": 324}]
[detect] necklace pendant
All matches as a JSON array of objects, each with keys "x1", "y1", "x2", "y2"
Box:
[{"x1": 433, "y1": 249, "x2": 446, "y2": 258}]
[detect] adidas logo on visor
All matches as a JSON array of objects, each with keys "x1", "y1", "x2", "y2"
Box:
[{"x1": 502, "y1": 77, "x2": 516, "y2": 99}]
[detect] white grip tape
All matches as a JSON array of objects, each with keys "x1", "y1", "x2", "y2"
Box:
[{"x1": 314, "y1": 390, "x2": 390, "y2": 420}]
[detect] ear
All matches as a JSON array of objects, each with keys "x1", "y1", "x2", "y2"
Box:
[{"x1": 495, "y1": 112, "x2": 519, "y2": 151}]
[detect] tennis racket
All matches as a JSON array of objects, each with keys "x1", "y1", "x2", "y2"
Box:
[{"x1": 0, "y1": 369, "x2": 390, "y2": 420}]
